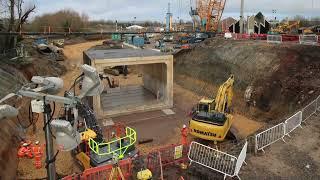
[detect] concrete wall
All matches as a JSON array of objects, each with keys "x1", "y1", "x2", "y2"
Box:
[
  {"x1": 143, "y1": 63, "x2": 167, "y2": 101},
  {"x1": 83, "y1": 49, "x2": 173, "y2": 117}
]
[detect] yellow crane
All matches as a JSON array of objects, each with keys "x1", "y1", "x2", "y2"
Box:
[{"x1": 189, "y1": 75, "x2": 235, "y2": 142}]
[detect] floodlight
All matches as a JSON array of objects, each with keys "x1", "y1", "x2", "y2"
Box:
[
  {"x1": 80, "y1": 64, "x2": 104, "y2": 97},
  {"x1": 0, "y1": 105, "x2": 18, "y2": 119},
  {"x1": 31, "y1": 76, "x2": 64, "y2": 95},
  {"x1": 50, "y1": 119, "x2": 81, "y2": 151}
]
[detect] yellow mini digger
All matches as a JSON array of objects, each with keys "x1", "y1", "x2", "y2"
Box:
[{"x1": 189, "y1": 75, "x2": 236, "y2": 142}]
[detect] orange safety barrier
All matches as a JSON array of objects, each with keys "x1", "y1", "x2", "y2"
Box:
[
  {"x1": 62, "y1": 158, "x2": 132, "y2": 180},
  {"x1": 147, "y1": 143, "x2": 190, "y2": 169},
  {"x1": 103, "y1": 122, "x2": 126, "y2": 142}
]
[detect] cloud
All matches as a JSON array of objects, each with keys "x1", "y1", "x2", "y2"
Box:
[{"x1": 30, "y1": 0, "x2": 320, "y2": 21}]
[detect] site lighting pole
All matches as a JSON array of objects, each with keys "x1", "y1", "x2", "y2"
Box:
[
  {"x1": 272, "y1": 9, "x2": 277, "y2": 21},
  {"x1": 272, "y1": 9, "x2": 277, "y2": 28},
  {"x1": 115, "y1": 20, "x2": 118, "y2": 32},
  {"x1": 239, "y1": 0, "x2": 244, "y2": 34}
]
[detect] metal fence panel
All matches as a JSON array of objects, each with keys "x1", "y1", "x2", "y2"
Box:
[
  {"x1": 234, "y1": 141, "x2": 248, "y2": 175},
  {"x1": 302, "y1": 99, "x2": 317, "y2": 122},
  {"x1": 255, "y1": 123, "x2": 285, "y2": 151},
  {"x1": 267, "y1": 35, "x2": 282, "y2": 44},
  {"x1": 284, "y1": 111, "x2": 302, "y2": 136},
  {"x1": 299, "y1": 35, "x2": 319, "y2": 45},
  {"x1": 188, "y1": 141, "x2": 237, "y2": 177}
]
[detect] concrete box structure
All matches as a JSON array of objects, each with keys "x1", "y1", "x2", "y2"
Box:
[{"x1": 83, "y1": 49, "x2": 173, "y2": 118}]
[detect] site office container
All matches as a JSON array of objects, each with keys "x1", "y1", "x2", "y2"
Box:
[
  {"x1": 133, "y1": 36, "x2": 145, "y2": 47},
  {"x1": 112, "y1": 33, "x2": 121, "y2": 41}
]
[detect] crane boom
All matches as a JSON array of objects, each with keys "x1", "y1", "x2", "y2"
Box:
[{"x1": 196, "y1": 0, "x2": 227, "y2": 31}]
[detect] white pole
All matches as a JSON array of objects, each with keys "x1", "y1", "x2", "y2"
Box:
[{"x1": 240, "y1": 0, "x2": 244, "y2": 34}]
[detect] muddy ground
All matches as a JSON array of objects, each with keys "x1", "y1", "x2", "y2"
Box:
[{"x1": 13, "y1": 37, "x2": 320, "y2": 179}]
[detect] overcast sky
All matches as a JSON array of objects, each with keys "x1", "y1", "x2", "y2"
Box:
[{"x1": 30, "y1": 0, "x2": 320, "y2": 21}]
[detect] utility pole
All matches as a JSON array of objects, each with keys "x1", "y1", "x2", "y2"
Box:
[{"x1": 240, "y1": 0, "x2": 244, "y2": 34}]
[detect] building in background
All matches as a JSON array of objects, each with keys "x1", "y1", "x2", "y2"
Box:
[
  {"x1": 220, "y1": 17, "x2": 237, "y2": 32},
  {"x1": 229, "y1": 12, "x2": 270, "y2": 34}
]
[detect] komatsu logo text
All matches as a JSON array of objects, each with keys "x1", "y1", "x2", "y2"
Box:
[{"x1": 193, "y1": 129, "x2": 217, "y2": 137}]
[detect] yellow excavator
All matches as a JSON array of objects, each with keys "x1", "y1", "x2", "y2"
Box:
[{"x1": 189, "y1": 75, "x2": 235, "y2": 142}]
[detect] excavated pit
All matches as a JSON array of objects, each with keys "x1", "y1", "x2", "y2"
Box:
[{"x1": 174, "y1": 38, "x2": 320, "y2": 124}]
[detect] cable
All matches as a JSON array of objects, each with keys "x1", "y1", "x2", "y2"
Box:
[
  {"x1": 45, "y1": 150, "x2": 59, "y2": 169},
  {"x1": 16, "y1": 102, "x2": 35, "y2": 129},
  {"x1": 42, "y1": 102, "x2": 56, "y2": 139},
  {"x1": 68, "y1": 73, "x2": 84, "y2": 96}
]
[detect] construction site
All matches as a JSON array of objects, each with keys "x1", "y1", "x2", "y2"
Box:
[{"x1": 0, "y1": 0, "x2": 320, "y2": 179}]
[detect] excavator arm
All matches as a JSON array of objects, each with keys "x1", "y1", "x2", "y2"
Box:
[{"x1": 214, "y1": 75, "x2": 234, "y2": 113}]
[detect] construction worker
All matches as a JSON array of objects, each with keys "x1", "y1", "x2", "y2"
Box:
[
  {"x1": 32, "y1": 141, "x2": 43, "y2": 169},
  {"x1": 181, "y1": 124, "x2": 188, "y2": 145},
  {"x1": 17, "y1": 142, "x2": 33, "y2": 158}
]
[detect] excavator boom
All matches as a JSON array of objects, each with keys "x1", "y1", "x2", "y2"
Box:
[{"x1": 214, "y1": 75, "x2": 234, "y2": 112}]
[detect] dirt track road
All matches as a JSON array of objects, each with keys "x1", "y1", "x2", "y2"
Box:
[{"x1": 60, "y1": 40, "x2": 104, "y2": 92}]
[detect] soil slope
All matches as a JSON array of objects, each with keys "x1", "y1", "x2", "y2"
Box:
[{"x1": 174, "y1": 38, "x2": 320, "y2": 123}]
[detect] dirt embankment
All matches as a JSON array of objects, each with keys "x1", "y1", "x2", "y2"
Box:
[
  {"x1": 16, "y1": 40, "x2": 104, "y2": 179},
  {"x1": 0, "y1": 46, "x2": 66, "y2": 179},
  {"x1": 174, "y1": 38, "x2": 320, "y2": 123}
]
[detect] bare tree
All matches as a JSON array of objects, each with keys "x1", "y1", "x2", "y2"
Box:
[
  {"x1": 15, "y1": 0, "x2": 36, "y2": 32},
  {"x1": 1, "y1": 0, "x2": 35, "y2": 49}
]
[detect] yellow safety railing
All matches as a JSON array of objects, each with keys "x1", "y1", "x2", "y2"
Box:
[{"x1": 88, "y1": 127, "x2": 137, "y2": 159}]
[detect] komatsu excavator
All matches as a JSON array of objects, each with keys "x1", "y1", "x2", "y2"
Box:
[{"x1": 189, "y1": 75, "x2": 236, "y2": 142}]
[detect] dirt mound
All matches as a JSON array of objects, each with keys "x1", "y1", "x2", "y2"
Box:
[
  {"x1": 0, "y1": 43, "x2": 67, "y2": 179},
  {"x1": 174, "y1": 38, "x2": 320, "y2": 122}
]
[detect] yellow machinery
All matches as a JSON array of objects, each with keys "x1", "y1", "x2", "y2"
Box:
[
  {"x1": 74, "y1": 126, "x2": 137, "y2": 170},
  {"x1": 271, "y1": 21, "x2": 300, "y2": 34},
  {"x1": 189, "y1": 75, "x2": 234, "y2": 142},
  {"x1": 137, "y1": 169, "x2": 152, "y2": 180}
]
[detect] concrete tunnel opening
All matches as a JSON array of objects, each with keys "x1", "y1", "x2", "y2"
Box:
[{"x1": 83, "y1": 49, "x2": 173, "y2": 118}]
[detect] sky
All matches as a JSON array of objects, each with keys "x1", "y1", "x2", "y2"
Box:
[{"x1": 29, "y1": 0, "x2": 320, "y2": 22}]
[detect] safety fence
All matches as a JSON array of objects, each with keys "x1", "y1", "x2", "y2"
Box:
[
  {"x1": 255, "y1": 123, "x2": 285, "y2": 152},
  {"x1": 302, "y1": 98, "x2": 317, "y2": 122},
  {"x1": 188, "y1": 141, "x2": 247, "y2": 179},
  {"x1": 226, "y1": 33, "x2": 319, "y2": 46},
  {"x1": 146, "y1": 143, "x2": 189, "y2": 179},
  {"x1": 63, "y1": 158, "x2": 132, "y2": 180},
  {"x1": 299, "y1": 35, "x2": 319, "y2": 45},
  {"x1": 285, "y1": 111, "x2": 302, "y2": 136},
  {"x1": 88, "y1": 127, "x2": 136, "y2": 159},
  {"x1": 255, "y1": 95, "x2": 320, "y2": 153},
  {"x1": 233, "y1": 33, "x2": 251, "y2": 40},
  {"x1": 63, "y1": 142, "x2": 189, "y2": 179},
  {"x1": 267, "y1": 35, "x2": 283, "y2": 44}
]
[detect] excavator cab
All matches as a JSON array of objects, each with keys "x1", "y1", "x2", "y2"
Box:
[{"x1": 197, "y1": 99, "x2": 215, "y2": 112}]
